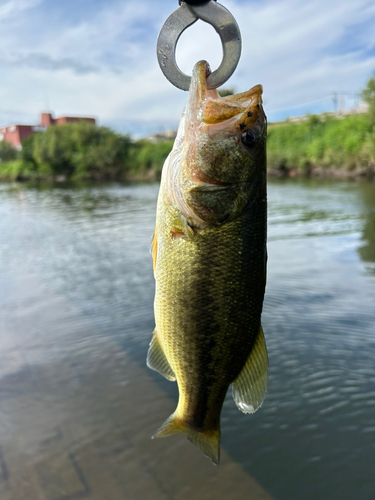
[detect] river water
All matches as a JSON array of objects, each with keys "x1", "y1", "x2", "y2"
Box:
[{"x1": 0, "y1": 178, "x2": 374, "y2": 500}]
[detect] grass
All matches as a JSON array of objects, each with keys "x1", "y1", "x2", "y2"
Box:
[{"x1": 267, "y1": 114, "x2": 375, "y2": 174}]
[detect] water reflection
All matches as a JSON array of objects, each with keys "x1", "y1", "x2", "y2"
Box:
[{"x1": 0, "y1": 178, "x2": 374, "y2": 500}]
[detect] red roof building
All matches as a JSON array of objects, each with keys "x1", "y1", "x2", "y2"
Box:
[{"x1": 0, "y1": 112, "x2": 96, "y2": 150}]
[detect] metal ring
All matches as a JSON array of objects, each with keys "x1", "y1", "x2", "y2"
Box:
[{"x1": 157, "y1": 0, "x2": 242, "y2": 91}]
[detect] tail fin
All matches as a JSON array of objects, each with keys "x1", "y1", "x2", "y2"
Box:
[
  {"x1": 187, "y1": 428, "x2": 220, "y2": 465},
  {"x1": 152, "y1": 413, "x2": 220, "y2": 465},
  {"x1": 151, "y1": 413, "x2": 186, "y2": 439}
]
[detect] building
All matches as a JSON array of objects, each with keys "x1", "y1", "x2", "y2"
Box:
[
  {"x1": 0, "y1": 112, "x2": 96, "y2": 150},
  {"x1": 39, "y1": 112, "x2": 96, "y2": 128},
  {"x1": 0, "y1": 125, "x2": 44, "y2": 150}
]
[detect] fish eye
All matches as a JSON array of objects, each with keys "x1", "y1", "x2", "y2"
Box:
[{"x1": 241, "y1": 128, "x2": 257, "y2": 149}]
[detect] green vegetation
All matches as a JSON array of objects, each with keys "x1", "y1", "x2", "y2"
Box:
[
  {"x1": 265, "y1": 73, "x2": 375, "y2": 176},
  {"x1": 267, "y1": 113, "x2": 375, "y2": 175},
  {"x1": 0, "y1": 140, "x2": 18, "y2": 163},
  {"x1": 129, "y1": 139, "x2": 174, "y2": 178},
  {"x1": 26, "y1": 122, "x2": 132, "y2": 180},
  {"x1": 360, "y1": 72, "x2": 375, "y2": 127},
  {"x1": 1, "y1": 74, "x2": 375, "y2": 181},
  {"x1": 0, "y1": 122, "x2": 133, "y2": 181},
  {"x1": 0, "y1": 122, "x2": 175, "y2": 182}
]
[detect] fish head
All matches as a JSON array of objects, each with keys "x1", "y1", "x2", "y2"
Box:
[{"x1": 171, "y1": 60, "x2": 267, "y2": 227}]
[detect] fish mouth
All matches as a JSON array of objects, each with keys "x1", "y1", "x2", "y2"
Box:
[{"x1": 187, "y1": 60, "x2": 264, "y2": 133}]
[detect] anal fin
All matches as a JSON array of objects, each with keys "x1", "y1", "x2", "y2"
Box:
[
  {"x1": 232, "y1": 325, "x2": 268, "y2": 414},
  {"x1": 147, "y1": 329, "x2": 176, "y2": 381}
]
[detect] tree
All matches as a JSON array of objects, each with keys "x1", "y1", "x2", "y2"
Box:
[
  {"x1": 0, "y1": 140, "x2": 18, "y2": 162},
  {"x1": 361, "y1": 73, "x2": 375, "y2": 127},
  {"x1": 30, "y1": 122, "x2": 132, "y2": 179}
]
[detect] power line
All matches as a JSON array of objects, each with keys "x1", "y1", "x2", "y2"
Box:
[
  {"x1": 267, "y1": 91, "x2": 361, "y2": 114},
  {"x1": 267, "y1": 95, "x2": 333, "y2": 113}
]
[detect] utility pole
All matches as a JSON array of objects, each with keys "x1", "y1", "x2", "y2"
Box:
[
  {"x1": 339, "y1": 93, "x2": 345, "y2": 115},
  {"x1": 332, "y1": 92, "x2": 338, "y2": 115}
]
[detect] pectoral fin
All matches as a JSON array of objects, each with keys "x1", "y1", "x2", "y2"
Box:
[
  {"x1": 151, "y1": 228, "x2": 158, "y2": 272},
  {"x1": 171, "y1": 214, "x2": 194, "y2": 240},
  {"x1": 232, "y1": 325, "x2": 268, "y2": 414},
  {"x1": 147, "y1": 329, "x2": 176, "y2": 381}
]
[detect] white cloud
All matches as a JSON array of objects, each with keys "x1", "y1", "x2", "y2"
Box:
[
  {"x1": 0, "y1": 0, "x2": 374, "y2": 134},
  {"x1": 0, "y1": 0, "x2": 41, "y2": 20},
  {"x1": 230, "y1": 0, "x2": 375, "y2": 115}
]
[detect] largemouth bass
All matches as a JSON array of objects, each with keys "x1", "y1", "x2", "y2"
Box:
[{"x1": 148, "y1": 60, "x2": 268, "y2": 465}]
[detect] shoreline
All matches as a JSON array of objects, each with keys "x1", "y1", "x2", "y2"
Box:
[
  {"x1": 267, "y1": 163, "x2": 375, "y2": 180},
  {"x1": 1, "y1": 164, "x2": 375, "y2": 184}
]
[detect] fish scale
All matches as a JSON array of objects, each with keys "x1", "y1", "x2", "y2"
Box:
[{"x1": 148, "y1": 61, "x2": 268, "y2": 464}]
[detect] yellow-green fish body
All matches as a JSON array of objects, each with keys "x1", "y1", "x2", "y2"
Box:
[{"x1": 148, "y1": 61, "x2": 268, "y2": 464}]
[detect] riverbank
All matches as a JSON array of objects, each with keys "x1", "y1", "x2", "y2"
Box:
[
  {"x1": 0, "y1": 113, "x2": 374, "y2": 182},
  {"x1": 267, "y1": 113, "x2": 375, "y2": 179}
]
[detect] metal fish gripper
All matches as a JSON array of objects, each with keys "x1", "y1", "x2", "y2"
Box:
[{"x1": 157, "y1": 0, "x2": 242, "y2": 91}]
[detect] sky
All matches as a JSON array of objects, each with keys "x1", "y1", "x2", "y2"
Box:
[{"x1": 0, "y1": 0, "x2": 375, "y2": 137}]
